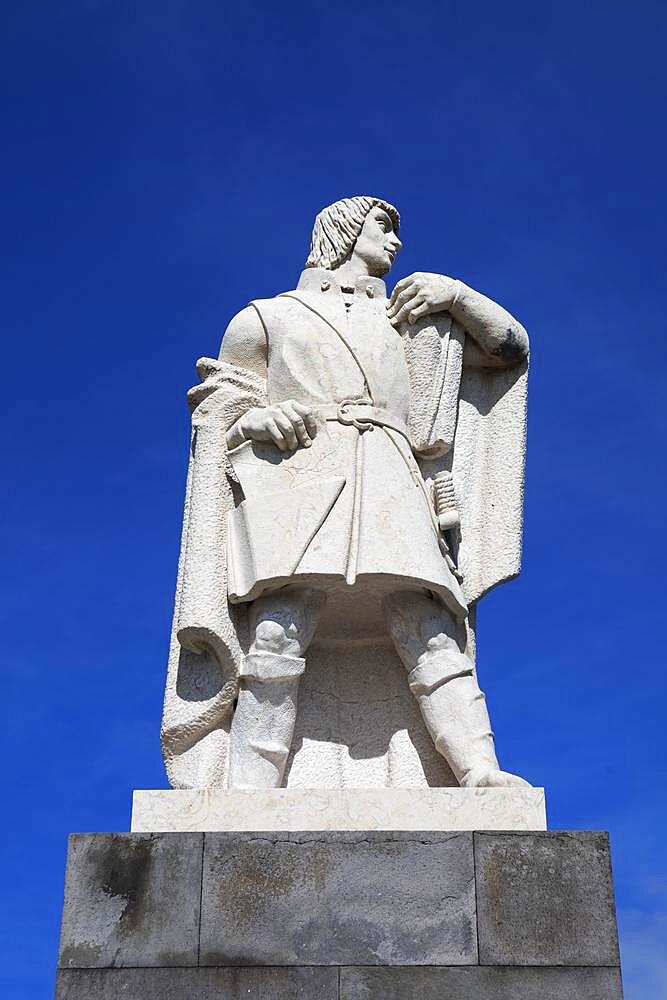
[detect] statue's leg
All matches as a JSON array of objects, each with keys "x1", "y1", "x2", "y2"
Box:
[
  {"x1": 383, "y1": 590, "x2": 530, "y2": 788},
  {"x1": 228, "y1": 585, "x2": 323, "y2": 790}
]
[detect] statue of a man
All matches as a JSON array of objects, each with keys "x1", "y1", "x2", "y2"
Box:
[{"x1": 161, "y1": 196, "x2": 531, "y2": 792}]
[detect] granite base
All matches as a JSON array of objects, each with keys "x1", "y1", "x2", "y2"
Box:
[{"x1": 56, "y1": 830, "x2": 623, "y2": 999}]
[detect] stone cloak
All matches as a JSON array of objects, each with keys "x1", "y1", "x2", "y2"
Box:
[
  {"x1": 403, "y1": 313, "x2": 527, "y2": 605},
  {"x1": 160, "y1": 358, "x2": 265, "y2": 787}
]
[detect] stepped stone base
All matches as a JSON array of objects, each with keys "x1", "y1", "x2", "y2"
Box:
[
  {"x1": 131, "y1": 786, "x2": 547, "y2": 832},
  {"x1": 56, "y1": 966, "x2": 623, "y2": 999},
  {"x1": 56, "y1": 830, "x2": 623, "y2": 999}
]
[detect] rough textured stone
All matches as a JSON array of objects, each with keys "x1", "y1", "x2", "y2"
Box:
[
  {"x1": 131, "y1": 787, "x2": 547, "y2": 832},
  {"x1": 200, "y1": 831, "x2": 477, "y2": 966},
  {"x1": 55, "y1": 967, "x2": 339, "y2": 999},
  {"x1": 58, "y1": 833, "x2": 203, "y2": 968},
  {"x1": 339, "y1": 965, "x2": 624, "y2": 999},
  {"x1": 475, "y1": 831, "x2": 621, "y2": 966}
]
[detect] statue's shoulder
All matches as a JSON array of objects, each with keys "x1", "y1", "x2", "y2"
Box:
[
  {"x1": 219, "y1": 303, "x2": 268, "y2": 369},
  {"x1": 249, "y1": 288, "x2": 298, "y2": 321},
  {"x1": 250, "y1": 288, "x2": 296, "y2": 309},
  {"x1": 219, "y1": 287, "x2": 300, "y2": 368}
]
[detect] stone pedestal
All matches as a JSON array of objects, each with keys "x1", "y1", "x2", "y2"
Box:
[
  {"x1": 131, "y1": 787, "x2": 547, "y2": 832},
  {"x1": 55, "y1": 830, "x2": 623, "y2": 999}
]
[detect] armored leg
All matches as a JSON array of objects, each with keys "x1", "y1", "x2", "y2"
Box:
[
  {"x1": 228, "y1": 586, "x2": 323, "y2": 789},
  {"x1": 384, "y1": 590, "x2": 529, "y2": 788}
]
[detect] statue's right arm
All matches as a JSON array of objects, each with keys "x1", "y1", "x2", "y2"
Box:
[
  {"x1": 218, "y1": 305, "x2": 268, "y2": 377},
  {"x1": 218, "y1": 305, "x2": 317, "y2": 452}
]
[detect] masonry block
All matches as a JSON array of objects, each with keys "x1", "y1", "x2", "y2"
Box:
[
  {"x1": 474, "y1": 831, "x2": 621, "y2": 966},
  {"x1": 55, "y1": 967, "x2": 339, "y2": 999},
  {"x1": 339, "y1": 965, "x2": 624, "y2": 999},
  {"x1": 200, "y1": 831, "x2": 477, "y2": 966},
  {"x1": 58, "y1": 833, "x2": 203, "y2": 968}
]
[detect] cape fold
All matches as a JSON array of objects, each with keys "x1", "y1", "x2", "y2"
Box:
[
  {"x1": 402, "y1": 314, "x2": 528, "y2": 607},
  {"x1": 160, "y1": 358, "x2": 266, "y2": 787}
]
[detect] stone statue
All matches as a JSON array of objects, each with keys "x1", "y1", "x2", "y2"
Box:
[{"x1": 160, "y1": 196, "x2": 531, "y2": 792}]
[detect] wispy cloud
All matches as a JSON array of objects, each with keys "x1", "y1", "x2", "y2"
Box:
[{"x1": 619, "y1": 909, "x2": 667, "y2": 999}]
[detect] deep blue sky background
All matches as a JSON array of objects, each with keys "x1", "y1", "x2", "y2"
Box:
[{"x1": 2, "y1": 1, "x2": 666, "y2": 996}]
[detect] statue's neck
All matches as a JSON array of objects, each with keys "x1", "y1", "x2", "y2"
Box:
[{"x1": 330, "y1": 256, "x2": 371, "y2": 288}]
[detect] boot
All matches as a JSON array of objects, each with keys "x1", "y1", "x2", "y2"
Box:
[
  {"x1": 407, "y1": 651, "x2": 530, "y2": 787},
  {"x1": 228, "y1": 650, "x2": 305, "y2": 789}
]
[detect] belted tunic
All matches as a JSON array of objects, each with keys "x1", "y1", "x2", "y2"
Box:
[{"x1": 226, "y1": 268, "x2": 468, "y2": 617}]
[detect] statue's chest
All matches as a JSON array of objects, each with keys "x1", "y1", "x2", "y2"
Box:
[{"x1": 264, "y1": 293, "x2": 409, "y2": 407}]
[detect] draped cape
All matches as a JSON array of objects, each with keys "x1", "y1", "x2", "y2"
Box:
[{"x1": 402, "y1": 314, "x2": 528, "y2": 605}]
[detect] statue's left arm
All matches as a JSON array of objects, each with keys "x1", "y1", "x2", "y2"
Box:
[{"x1": 387, "y1": 272, "x2": 529, "y2": 368}]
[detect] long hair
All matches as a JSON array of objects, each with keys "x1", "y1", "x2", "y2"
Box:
[{"x1": 305, "y1": 196, "x2": 400, "y2": 270}]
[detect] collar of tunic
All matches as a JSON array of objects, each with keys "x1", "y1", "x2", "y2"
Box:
[{"x1": 297, "y1": 267, "x2": 387, "y2": 301}]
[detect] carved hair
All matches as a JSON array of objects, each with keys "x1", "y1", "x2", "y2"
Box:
[{"x1": 305, "y1": 196, "x2": 400, "y2": 270}]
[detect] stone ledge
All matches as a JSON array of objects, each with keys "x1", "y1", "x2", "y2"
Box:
[
  {"x1": 55, "y1": 965, "x2": 624, "y2": 999},
  {"x1": 131, "y1": 787, "x2": 547, "y2": 832},
  {"x1": 339, "y1": 965, "x2": 624, "y2": 999},
  {"x1": 55, "y1": 967, "x2": 339, "y2": 999}
]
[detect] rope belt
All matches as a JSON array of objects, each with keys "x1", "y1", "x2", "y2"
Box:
[
  {"x1": 316, "y1": 398, "x2": 442, "y2": 553},
  {"x1": 316, "y1": 399, "x2": 410, "y2": 442}
]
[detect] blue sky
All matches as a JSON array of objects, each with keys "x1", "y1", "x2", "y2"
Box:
[{"x1": 2, "y1": 1, "x2": 666, "y2": 996}]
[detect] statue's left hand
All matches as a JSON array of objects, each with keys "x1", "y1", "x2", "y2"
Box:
[{"x1": 387, "y1": 272, "x2": 459, "y2": 326}]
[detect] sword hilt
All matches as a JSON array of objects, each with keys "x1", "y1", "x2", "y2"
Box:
[{"x1": 433, "y1": 469, "x2": 460, "y2": 530}]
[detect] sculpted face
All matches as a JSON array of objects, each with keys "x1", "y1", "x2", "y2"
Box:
[{"x1": 352, "y1": 206, "x2": 402, "y2": 277}]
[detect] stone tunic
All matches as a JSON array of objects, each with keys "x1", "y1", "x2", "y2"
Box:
[{"x1": 226, "y1": 268, "x2": 467, "y2": 617}]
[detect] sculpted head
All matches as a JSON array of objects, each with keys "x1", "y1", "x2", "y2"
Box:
[{"x1": 305, "y1": 196, "x2": 401, "y2": 277}]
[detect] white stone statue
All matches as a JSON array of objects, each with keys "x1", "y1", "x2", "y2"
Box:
[{"x1": 160, "y1": 196, "x2": 531, "y2": 793}]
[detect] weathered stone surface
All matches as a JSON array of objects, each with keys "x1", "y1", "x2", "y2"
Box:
[
  {"x1": 162, "y1": 196, "x2": 533, "y2": 795},
  {"x1": 475, "y1": 832, "x2": 621, "y2": 966},
  {"x1": 58, "y1": 833, "x2": 203, "y2": 968},
  {"x1": 55, "y1": 967, "x2": 338, "y2": 999},
  {"x1": 200, "y1": 831, "x2": 477, "y2": 966},
  {"x1": 131, "y1": 786, "x2": 547, "y2": 832},
  {"x1": 339, "y1": 965, "x2": 624, "y2": 999}
]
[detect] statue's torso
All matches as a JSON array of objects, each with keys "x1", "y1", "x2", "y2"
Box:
[
  {"x1": 255, "y1": 281, "x2": 411, "y2": 427},
  {"x1": 225, "y1": 274, "x2": 466, "y2": 616}
]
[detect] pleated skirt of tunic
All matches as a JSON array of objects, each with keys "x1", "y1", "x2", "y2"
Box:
[{"x1": 226, "y1": 419, "x2": 467, "y2": 617}]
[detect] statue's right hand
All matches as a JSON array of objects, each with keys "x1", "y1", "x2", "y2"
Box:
[{"x1": 236, "y1": 400, "x2": 318, "y2": 452}]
